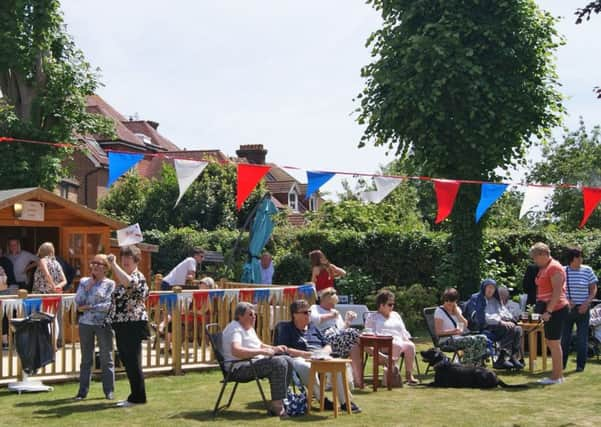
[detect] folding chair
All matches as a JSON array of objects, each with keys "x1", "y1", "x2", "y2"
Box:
[
  {"x1": 361, "y1": 311, "x2": 421, "y2": 378},
  {"x1": 422, "y1": 307, "x2": 461, "y2": 374},
  {"x1": 205, "y1": 323, "x2": 270, "y2": 416}
]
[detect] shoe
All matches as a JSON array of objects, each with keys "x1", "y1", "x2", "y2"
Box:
[
  {"x1": 105, "y1": 392, "x2": 114, "y2": 400},
  {"x1": 509, "y1": 356, "x2": 524, "y2": 370},
  {"x1": 538, "y1": 377, "x2": 565, "y2": 385},
  {"x1": 116, "y1": 400, "x2": 140, "y2": 407},
  {"x1": 74, "y1": 394, "x2": 86, "y2": 401},
  {"x1": 323, "y1": 398, "x2": 334, "y2": 411},
  {"x1": 341, "y1": 401, "x2": 362, "y2": 414},
  {"x1": 493, "y1": 358, "x2": 514, "y2": 370},
  {"x1": 405, "y1": 378, "x2": 420, "y2": 386},
  {"x1": 575, "y1": 367, "x2": 584, "y2": 372}
]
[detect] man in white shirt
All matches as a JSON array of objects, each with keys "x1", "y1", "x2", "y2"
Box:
[
  {"x1": 7, "y1": 238, "x2": 38, "y2": 290},
  {"x1": 260, "y1": 252, "x2": 274, "y2": 285},
  {"x1": 161, "y1": 247, "x2": 204, "y2": 290}
]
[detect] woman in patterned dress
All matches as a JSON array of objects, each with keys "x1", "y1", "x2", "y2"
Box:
[{"x1": 33, "y1": 242, "x2": 66, "y2": 294}]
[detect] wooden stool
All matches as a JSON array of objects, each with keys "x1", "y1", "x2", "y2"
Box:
[
  {"x1": 519, "y1": 322, "x2": 547, "y2": 372},
  {"x1": 359, "y1": 335, "x2": 396, "y2": 391},
  {"x1": 307, "y1": 359, "x2": 352, "y2": 418}
]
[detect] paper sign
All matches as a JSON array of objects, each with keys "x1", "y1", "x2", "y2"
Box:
[
  {"x1": 117, "y1": 223, "x2": 144, "y2": 246},
  {"x1": 21, "y1": 201, "x2": 45, "y2": 221}
]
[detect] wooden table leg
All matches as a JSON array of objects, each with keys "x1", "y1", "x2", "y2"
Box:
[
  {"x1": 307, "y1": 366, "x2": 315, "y2": 415},
  {"x1": 332, "y1": 371, "x2": 339, "y2": 418},
  {"x1": 541, "y1": 331, "x2": 547, "y2": 371},
  {"x1": 373, "y1": 342, "x2": 379, "y2": 391},
  {"x1": 341, "y1": 367, "x2": 351, "y2": 415},
  {"x1": 528, "y1": 329, "x2": 536, "y2": 372},
  {"x1": 319, "y1": 372, "x2": 326, "y2": 412},
  {"x1": 386, "y1": 342, "x2": 393, "y2": 391}
]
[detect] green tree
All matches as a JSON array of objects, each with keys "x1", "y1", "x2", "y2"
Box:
[
  {"x1": 529, "y1": 121, "x2": 601, "y2": 229},
  {"x1": 575, "y1": 1, "x2": 601, "y2": 98},
  {"x1": 0, "y1": 0, "x2": 113, "y2": 189},
  {"x1": 356, "y1": 0, "x2": 563, "y2": 294}
]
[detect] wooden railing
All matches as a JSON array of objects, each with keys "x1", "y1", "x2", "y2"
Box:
[{"x1": 0, "y1": 281, "x2": 315, "y2": 385}]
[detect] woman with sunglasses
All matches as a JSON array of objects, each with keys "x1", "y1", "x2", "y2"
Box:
[
  {"x1": 365, "y1": 289, "x2": 419, "y2": 385},
  {"x1": 74, "y1": 254, "x2": 115, "y2": 400}
]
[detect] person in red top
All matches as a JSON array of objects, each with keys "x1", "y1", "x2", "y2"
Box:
[
  {"x1": 309, "y1": 250, "x2": 346, "y2": 292},
  {"x1": 530, "y1": 242, "x2": 569, "y2": 385}
]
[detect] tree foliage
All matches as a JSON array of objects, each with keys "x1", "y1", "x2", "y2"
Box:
[
  {"x1": 0, "y1": 0, "x2": 114, "y2": 189},
  {"x1": 98, "y1": 162, "x2": 265, "y2": 232},
  {"x1": 575, "y1": 1, "x2": 601, "y2": 98},
  {"x1": 529, "y1": 121, "x2": 601, "y2": 229},
  {"x1": 356, "y1": 0, "x2": 563, "y2": 293}
]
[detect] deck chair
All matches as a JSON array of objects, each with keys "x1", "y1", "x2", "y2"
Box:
[
  {"x1": 422, "y1": 307, "x2": 461, "y2": 374},
  {"x1": 361, "y1": 311, "x2": 421, "y2": 377},
  {"x1": 205, "y1": 323, "x2": 270, "y2": 416}
]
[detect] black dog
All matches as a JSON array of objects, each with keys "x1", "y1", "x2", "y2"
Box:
[{"x1": 421, "y1": 348, "x2": 527, "y2": 389}]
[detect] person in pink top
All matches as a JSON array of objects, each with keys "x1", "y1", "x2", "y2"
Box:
[{"x1": 530, "y1": 242, "x2": 569, "y2": 385}]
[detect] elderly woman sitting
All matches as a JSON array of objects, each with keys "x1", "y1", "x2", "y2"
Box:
[
  {"x1": 274, "y1": 299, "x2": 361, "y2": 414},
  {"x1": 310, "y1": 287, "x2": 362, "y2": 384},
  {"x1": 222, "y1": 302, "x2": 294, "y2": 417},
  {"x1": 365, "y1": 289, "x2": 419, "y2": 385}
]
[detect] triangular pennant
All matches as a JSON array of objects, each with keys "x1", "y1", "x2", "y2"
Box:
[
  {"x1": 174, "y1": 159, "x2": 208, "y2": 207},
  {"x1": 61, "y1": 295, "x2": 75, "y2": 313},
  {"x1": 239, "y1": 289, "x2": 254, "y2": 302},
  {"x1": 41, "y1": 296, "x2": 61, "y2": 313},
  {"x1": 108, "y1": 152, "x2": 144, "y2": 186},
  {"x1": 360, "y1": 176, "x2": 403, "y2": 203},
  {"x1": 306, "y1": 171, "x2": 335, "y2": 199},
  {"x1": 579, "y1": 187, "x2": 601, "y2": 228},
  {"x1": 223, "y1": 289, "x2": 239, "y2": 302},
  {"x1": 519, "y1": 185, "x2": 555, "y2": 218},
  {"x1": 433, "y1": 179, "x2": 461, "y2": 224},
  {"x1": 2, "y1": 299, "x2": 22, "y2": 315},
  {"x1": 237, "y1": 164, "x2": 271, "y2": 209},
  {"x1": 476, "y1": 183, "x2": 509, "y2": 223},
  {"x1": 193, "y1": 290, "x2": 209, "y2": 308},
  {"x1": 254, "y1": 289, "x2": 270, "y2": 303},
  {"x1": 147, "y1": 294, "x2": 160, "y2": 308},
  {"x1": 269, "y1": 288, "x2": 283, "y2": 305},
  {"x1": 24, "y1": 298, "x2": 42, "y2": 315}
]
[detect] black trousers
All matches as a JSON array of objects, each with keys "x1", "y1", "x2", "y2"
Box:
[
  {"x1": 487, "y1": 323, "x2": 523, "y2": 357},
  {"x1": 113, "y1": 321, "x2": 148, "y2": 403}
]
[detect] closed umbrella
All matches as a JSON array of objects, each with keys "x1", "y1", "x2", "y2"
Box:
[{"x1": 240, "y1": 197, "x2": 277, "y2": 283}]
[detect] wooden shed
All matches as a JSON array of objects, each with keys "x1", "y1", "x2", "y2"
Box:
[{"x1": 0, "y1": 187, "x2": 157, "y2": 282}]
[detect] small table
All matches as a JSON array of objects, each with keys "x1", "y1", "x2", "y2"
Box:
[
  {"x1": 519, "y1": 321, "x2": 547, "y2": 373},
  {"x1": 307, "y1": 358, "x2": 352, "y2": 418},
  {"x1": 358, "y1": 335, "x2": 396, "y2": 391}
]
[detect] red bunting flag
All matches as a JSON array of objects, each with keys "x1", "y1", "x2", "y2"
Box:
[
  {"x1": 147, "y1": 294, "x2": 160, "y2": 307},
  {"x1": 237, "y1": 164, "x2": 271, "y2": 209},
  {"x1": 239, "y1": 289, "x2": 254, "y2": 302},
  {"x1": 193, "y1": 291, "x2": 209, "y2": 308},
  {"x1": 433, "y1": 179, "x2": 461, "y2": 224},
  {"x1": 42, "y1": 296, "x2": 61, "y2": 313},
  {"x1": 579, "y1": 187, "x2": 601, "y2": 228},
  {"x1": 283, "y1": 287, "x2": 297, "y2": 299}
]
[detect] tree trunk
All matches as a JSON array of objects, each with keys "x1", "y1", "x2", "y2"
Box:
[{"x1": 448, "y1": 183, "x2": 484, "y2": 297}]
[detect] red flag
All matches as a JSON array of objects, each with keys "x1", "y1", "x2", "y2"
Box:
[
  {"x1": 147, "y1": 294, "x2": 160, "y2": 307},
  {"x1": 239, "y1": 289, "x2": 254, "y2": 302},
  {"x1": 237, "y1": 164, "x2": 271, "y2": 209},
  {"x1": 193, "y1": 291, "x2": 209, "y2": 308},
  {"x1": 42, "y1": 296, "x2": 61, "y2": 313},
  {"x1": 283, "y1": 287, "x2": 297, "y2": 299},
  {"x1": 433, "y1": 179, "x2": 461, "y2": 224},
  {"x1": 579, "y1": 187, "x2": 601, "y2": 228}
]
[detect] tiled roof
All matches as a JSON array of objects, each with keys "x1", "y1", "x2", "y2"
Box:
[
  {"x1": 287, "y1": 212, "x2": 306, "y2": 227},
  {"x1": 123, "y1": 120, "x2": 180, "y2": 151}
]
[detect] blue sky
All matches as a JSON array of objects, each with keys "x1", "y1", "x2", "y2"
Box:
[{"x1": 60, "y1": 1, "x2": 601, "y2": 193}]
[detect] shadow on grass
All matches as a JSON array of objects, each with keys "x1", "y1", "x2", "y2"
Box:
[
  {"x1": 15, "y1": 397, "x2": 104, "y2": 407},
  {"x1": 31, "y1": 402, "x2": 116, "y2": 417}
]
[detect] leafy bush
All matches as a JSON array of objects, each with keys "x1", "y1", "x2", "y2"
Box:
[
  {"x1": 334, "y1": 267, "x2": 378, "y2": 305},
  {"x1": 272, "y1": 252, "x2": 311, "y2": 285}
]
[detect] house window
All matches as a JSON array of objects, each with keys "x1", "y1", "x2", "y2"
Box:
[
  {"x1": 288, "y1": 191, "x2": 298, "y2": 212},
  {"x1": 309, "y1": 195, "x2": 317, "y2": 212},
  {"x1": 60, "y1": 182, "x2": 70, "y2": 199}
]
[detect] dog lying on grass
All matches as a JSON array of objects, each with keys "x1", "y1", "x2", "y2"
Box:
[{"x1": 421, "y1": 348, "x2": 527, "y2": 389}]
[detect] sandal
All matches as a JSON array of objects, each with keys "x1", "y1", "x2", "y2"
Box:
[{"x1": 405, "y1": 378, "x2": 420, "y2": 386}]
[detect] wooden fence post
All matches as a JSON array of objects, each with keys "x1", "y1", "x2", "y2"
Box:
[{"x1": 172, "y1": 286, "x2": 183, "y2": 375}]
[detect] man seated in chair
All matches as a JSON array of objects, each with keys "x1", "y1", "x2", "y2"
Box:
[
  {"x1": 467, "y1": 279, "x2": 524, "y2": 370},
  {"x1": 222, "y1": 302, "x2": 294, "y2": 417},
  {"x1": 273, "y1": 299, "x2": 361, "y2": 414}
]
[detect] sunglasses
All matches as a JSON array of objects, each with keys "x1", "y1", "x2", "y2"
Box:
[{"x1": 90, "y1": 261, "x2": 107, "y2": 267}]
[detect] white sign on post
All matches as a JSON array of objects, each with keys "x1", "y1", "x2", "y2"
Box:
[
  {"x1": 117, "y1": 223, "x2": 144, "y2": 246},
  {"x1": 21, "y1": 201, "x2": 45, "y2": 221}
]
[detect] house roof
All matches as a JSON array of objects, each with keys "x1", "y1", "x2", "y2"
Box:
[
  {"x1": 266, "y1": 180, "x2": 308, "y2": 196},
  {"x1": 86, "y1": 96, "x2": 144, "y2": 147},
  {"x1": 0, "y1": 187, "x2": 126, "y2": 229},
  {"x1": 122, "y1": 120, "x2": 180, "y2": 152}
]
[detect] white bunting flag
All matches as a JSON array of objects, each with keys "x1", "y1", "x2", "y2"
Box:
[
  {"x1": 519, "y1": 186, "x2": 555, "y2": 218},
  {"x1": 360, "y1": 176, "x2": 403, "y2": 203},
  {"x1": 117, "y1": 223, "x2": 144, "y2": 246},
  {"x1": 174, "y1": 159, "x2": 209, "y2": 207}
]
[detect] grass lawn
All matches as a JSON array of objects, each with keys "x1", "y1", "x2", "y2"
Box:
[{"x1": 1, "y1": 338, "x2": 600, "y2": 427}]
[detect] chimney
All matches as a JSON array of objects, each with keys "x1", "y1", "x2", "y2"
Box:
[
  {"x1": 236, "y1": 144, "x2": 267, "y2": 165},
  {"x1": 147, "y1": 120, "x2": 159, "y2": 130}
]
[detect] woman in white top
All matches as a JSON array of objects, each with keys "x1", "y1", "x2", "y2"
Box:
[
  {"x1": 310, "y1": 287, "x2": 362, "y2": 385},
  {"x1": 434, "y1": 287, "x2": 488, "y2": 365},
  {"x1": 365, "y1": 290, "x2": 418, "y2": 385}
]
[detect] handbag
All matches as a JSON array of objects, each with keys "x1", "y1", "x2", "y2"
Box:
[{"x1": 284, "y1": 387, "x2": 307, "y2": 416}]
